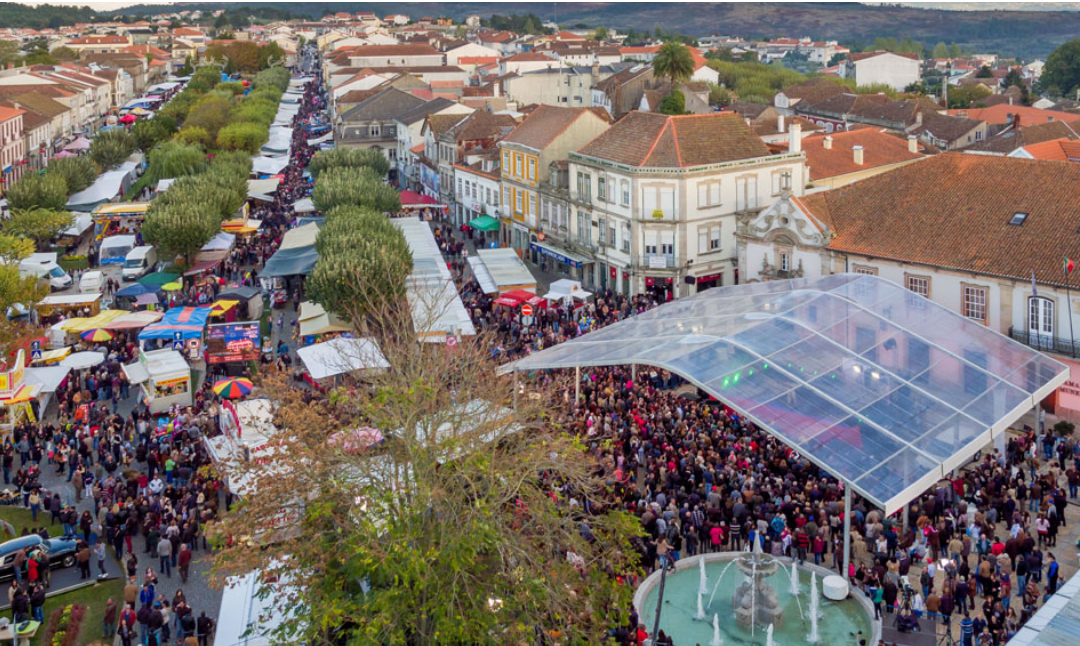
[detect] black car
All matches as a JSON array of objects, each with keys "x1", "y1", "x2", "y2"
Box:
[{"x1": 0, "y1": 534, "x2": 80, "y2": 582}]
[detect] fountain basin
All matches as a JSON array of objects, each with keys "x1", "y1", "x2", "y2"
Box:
[{"x1": 634, "y1": 553, "x2": 877, "y2": 646}]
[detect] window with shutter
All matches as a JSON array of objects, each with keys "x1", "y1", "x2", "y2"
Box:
[
  {"x1": 698, "y1": 227, "x2": 708, "y2": 254},
  {"x1": 710, "y1": 182, "x2": 720, "y2": 206}
]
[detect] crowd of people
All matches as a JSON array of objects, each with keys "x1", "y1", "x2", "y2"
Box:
[
  {"x1": 2, "y1": 53, "x2": 327, "y2": 646},
  {"x1": 415, "y1": 209, "x2": 1080, "y2": 646}
]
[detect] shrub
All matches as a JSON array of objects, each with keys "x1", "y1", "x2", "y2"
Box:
[
  {"x1": 43, "y1": 604, "x2": 87, "y2": 646},
  {"x1": 214, "y1": 81, "x2": 245, "y2": 95},
  {"x1": 89, "y1": 129, "x2": 137, "y2": 170},
  {"x1": 184, "y1": 95, "x2": 234, "y2": 140},
  {"x1": 131, "y1": 117, "x2": 175, "y2": 152},
  {"x1": 46, "y1": 156, "x2": 98, "y2": 194},
  {"x1": 4, "y1": 172, "x2": 68, "y2": 211}
]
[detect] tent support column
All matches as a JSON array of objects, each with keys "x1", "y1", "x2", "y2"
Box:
[
  {"x1": 513, "y1": 371, "x2": 518, "y2": 411},
  {"x1": 843, "y1": 486, "x2": 852, "y2": 581},
  {"x1": 632, "y1": 364, "x2": 636, "y2": 382},
  {"x1": 574, "y1": 366, "x2": 580, "y2": 407}
]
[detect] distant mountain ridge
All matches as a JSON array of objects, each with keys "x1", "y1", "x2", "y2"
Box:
[{"x1": 37, "y1": 2, "x2": 1080, "y2": 58}]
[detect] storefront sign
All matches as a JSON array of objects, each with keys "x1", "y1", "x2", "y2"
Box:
[
  {"x1": 1050, "y1": 356, "x2": 1080, "y2": 421},
  {"x1": 648, "y1": 256, "x2": 668, "y2": 269},
  {"x1": 529, "y1": 242, "x2": 583, "y2": 269}
]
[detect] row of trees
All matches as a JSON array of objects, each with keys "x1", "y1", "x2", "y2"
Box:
[
  {"x1": 202, "y1": 40, "x2": 286, "y2": 75},
  {"x1": 4, "y1": 155, "x2": 98, "y2": 212},
  {"x1": 141, "y1": 151, "x2": 251, "y2": 267}
]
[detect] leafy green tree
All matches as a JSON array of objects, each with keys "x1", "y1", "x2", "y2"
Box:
[
  {"x1": 145, "y1": 141, "x2": 207, "y2": 183},
  {"x1": 185, "y1": 95, "x2": 233, "y2": 140},
  {"x1": 309, "y1": 147, "x2": 390, "y2": 179},
  {"x1": 0, "y1": 41, "x2": 20, "y2": 68},
  {"x1": 177, "y1": 126, "x2": 213, "y2": 147},
  {"x1": 705, "y1": 47, "x2": 734, "y2": 62},
  {"x1": 1, "y1": 208, "x2": 72, "y2": 250},
  {"x1": 214, "y1": 81, "x2": 244, "y2": 95},
  {"x1": 976, "y1": 65, "x2": 994, "y2": 78},
  {"x1": 253, "y1": 67, "x2": 290, "y2": 92},
  {"x1": 592, "y1": 26, "x2": 610, "y2": 41},
  {"x1": 1043, "y1": 38, "x2": 1080, "y2": 98},
  {"x1": 4, "y1": 172, "x2": 68, "y2": 211},
  {"x1": 216, "y1": 122, "x2": 269, "y2": 153},
  {"x1": 950, "y1": 44, "x2": 962, "y2": 58},
  {"x1": 23, "y1": 49, "x2": 55, "y2": 65},
  {"x1": 653, "y1": 42, "x2": 696, "y2": 85},
  {"x1": 932, "y1": 42, "x2": 949, "y2": 59},
  {"x1": 948, "y1": 84, "x2": 993, "y2": 109},
  {"x1": 89, "y1": 128, "x2": 137, "y2": 169},
  {"x1": 46, "y1": 156, "x2": 98, "y2": 194},
  {"x1": 49, "y1": 46, "x2": 77, "y2": 60},
  {"x1": 258, "y1": 42, "x2": 286, "y2": 69},
  {"x1": 659, "y1": 90, "x2": 687, "y2": 115},
  {"x1": 313, "y1": 167, "x2": 400, "y2": 213},
  {"x1": 131, "y1": 117, "x2": 175, "y2": 151},
  {"x1": 141, "y1": 200, "x2": 221, "y2": 267},
  {"x1": 707, "y1": 83, "x2": 733, "y2": 107}
]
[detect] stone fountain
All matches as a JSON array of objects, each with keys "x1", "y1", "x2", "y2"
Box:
[{"x1": 732, "y1": 538, "x2": 784, "y2": 630}]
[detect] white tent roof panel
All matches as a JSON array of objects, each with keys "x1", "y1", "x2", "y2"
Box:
[{"x1": 501, "y1": 274, "x2": 1068, "y2": 515}]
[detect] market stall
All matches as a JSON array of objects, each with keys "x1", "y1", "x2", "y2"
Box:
[
  {"x1": 296, "y1": 336, "x2": 388, "y2": 386},
  {"x1": 37, "y1": 293, "x2": 102, "y2": 320},
  {"x1": 122, "y1": 348, "x2": 192, "y2": 414},
  {"x1": 138, "y1": 306, "x2": 211, "y2": 361},
  {"x1": 217, "y1": 286, "x2": 263, "y2": 321},
  {"x1": 0, "y1": 351, "x2": 39, "y2": 429}
]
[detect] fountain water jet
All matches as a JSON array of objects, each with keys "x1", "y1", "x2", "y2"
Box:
[
  {"x1": 766, "y1": 623, "x2": 775, "y2": 646},
  {"x1": 807, "y1": 572, "x2": 821, "y2": 643},
  {"x1": 789, "y1": 563, "x2": 799, "y2": 597},
  {"x1": 695, "y1": 591, "x2": 707, "y2": 621},
  {"x1": 700, "y1": 557, "x2": 708, "y2": 595},
  {"x1": 710, "y1": 613, "x2": 722, "y2": 646}
]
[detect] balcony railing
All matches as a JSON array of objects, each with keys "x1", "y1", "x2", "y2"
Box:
[{"x1": 1008, "y1": 327, "x2": 1080, "y2": 358}]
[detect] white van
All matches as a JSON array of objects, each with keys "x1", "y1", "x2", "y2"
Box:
[
  {"x1": 79, "y1": 270, "x2": 104, "y2": 294},
  {"x1": 18, "y1": 254, "x2": 72, "y2": 291},
  {"x1": 122, "y1": 246, "x2": 157, "y2": 281}
]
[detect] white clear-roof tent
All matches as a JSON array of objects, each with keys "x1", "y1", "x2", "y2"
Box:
[{"x1": 501, "y1": 274, "x2": 1068, "y2": 516}]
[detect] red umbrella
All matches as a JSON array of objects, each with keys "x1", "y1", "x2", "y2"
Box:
[
  {"x1": 502, "y1": 289, "x2": 536, "y2": 304},
  {"x1": 119, "y1": 114, "x2": 137, "y2": 124}
]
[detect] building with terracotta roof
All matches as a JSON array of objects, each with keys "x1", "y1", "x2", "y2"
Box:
[
  {"x1": 774, "y1": 77, "x2": 848, "y2": 116},
  {"x1": 437, "y1": 111, "x2": 518, "y2": 212},
  {"x1": 0, "y1": 99, "x2": 48, "y2": 170},
  {"x1": 496, "y1": 106, "x2": 611, "y2": 258},
  {"x1": 792, "y1": 126, "x2": 927, "y2": 189},
  {"x1": 947, "y1": 103, "x2": 1080, "y2": 126},
  {"x1": 798, "y1": 93, "x2": 941, "y2": 133},
  {"x1": 64, "y1": 34, "x2": 132, "y2": 54},
  {"x1": 0, "y1": 105, "x2": 26, "y2": 191},
  {"x1": 1007, "y1": 137, "x2": 1080, "y2": 162},
  {"x1": 336, "y1": 87, "x2": 427, "y2": 162},
  {"x1": 964, "y1": 119, "x2": 1079, "y2": 155},
  {"x1": 395, "y1": 99, "x2": 473, "y2": 194},
  {"x1": 908, "y1": 110, "x2": 988, "y2": 150},
  {"x1": 568, "y1": 111, "x2": 807, "y2": 298},
  {"x1": 738, "y1": 153, "x2": 1080, "y2": 380}
]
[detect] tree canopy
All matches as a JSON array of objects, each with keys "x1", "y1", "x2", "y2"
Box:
[
  {"x1": 89, "y1": 128, "x2": 137, "y2": 169},
  {"x1": 653, "y1": 41, "x2": 696, "y2": 84},
  {"x1": 1, "y1": 208, "x2": 73, "y2": 250},
  {"x1": 4, "y1": 172, "x2": 68, "y2": 212},
  {"x1": 1043, "y1": 38, "x2": 1080, "y2": 98}
]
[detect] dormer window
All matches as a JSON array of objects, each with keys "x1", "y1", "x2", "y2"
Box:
[{"x1": 1008, "y1": 212, "x2": 1028, "y2": 226}]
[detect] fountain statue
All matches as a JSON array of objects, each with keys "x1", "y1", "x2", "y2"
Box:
[
  {"x1": 807, "y1": 572, "x2": 821, "y2": 643},
  {"x1": 732, "y1": 537, "x2": 784, "y2": 630},
  {"x1": 700, "y1": 557, "x2": 709, "y2": 595},
  {"x1": 710, "y1": 613, "x2": 723, "y2": 646}
]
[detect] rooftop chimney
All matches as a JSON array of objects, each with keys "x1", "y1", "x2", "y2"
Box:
[
  {"x1": 915, "y1": 111, "x2": 923, "y2": 127},
  {"x1": 853, "y1": 145, "x2": 864, "y2": 165},
  {"x1": 777, "y1": 114, "x2": 785, "y2": 133},
  {"x1": 790, "y1": 122, "x2": 802, "y2": 153},
  {"x1": 907, "y1": 135, "x2": 918, "y2": 154},
  {"x1": 823, "y1": 135, "x2": 833, "y2": 150}
]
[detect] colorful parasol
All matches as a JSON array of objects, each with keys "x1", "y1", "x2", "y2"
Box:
[
  {"x1": 161, "y1": 282, "x2": 183, "y2": 292},
  {"x1": 80, "y1": 328, "x2": 113, "y2": 343},
  {"x1": 212, "y1": 378, "x2": 254, "y2": 399}
]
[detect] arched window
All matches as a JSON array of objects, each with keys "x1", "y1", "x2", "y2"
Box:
[{"x1": 1029, "y1": 296, "x2": 1054, "y2": 344}]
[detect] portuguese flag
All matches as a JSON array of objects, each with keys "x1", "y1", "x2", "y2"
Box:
[{"x1": 1067, "y1": 257, "x2": 1075, "y2": 275}]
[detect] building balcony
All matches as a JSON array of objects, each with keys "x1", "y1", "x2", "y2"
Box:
[
  {"x1": 644, "y1": 254, "x2": 675, "y2": 270},
  {"x1": 1008, "y1": 328, "x2": 1080, "y2": 359}
]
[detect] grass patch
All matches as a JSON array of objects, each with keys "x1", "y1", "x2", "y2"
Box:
[
  {"x1": 58, "y1": 256, "x2": 89, "y2": 272},
  {"x1": 0, "y1": 506, "x2": 124, "y2": 646}
]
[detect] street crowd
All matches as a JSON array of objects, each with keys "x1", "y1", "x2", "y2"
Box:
[
  {"x1": 2, "y1": 54, "x2": 327, "y2": 646},
  {"x1": 418, "y1": 212, "x2": 1080, "y2": 646}
]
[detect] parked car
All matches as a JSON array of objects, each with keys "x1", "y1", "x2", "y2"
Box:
[{"x1": 0, "y1": 534, "x2": 80, "y2": 582}]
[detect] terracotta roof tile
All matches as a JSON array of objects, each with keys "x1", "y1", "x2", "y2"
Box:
[
  {"x1": 1016, "y1": 137, "x2": 1080, "y2": 162},
  {"x1": 947, "y1": 104, "x2": 1080, "y2": 126},
  {"x1": 800, "y1": 153, "x2": 1080, "y2": 287},
  {"x1": 965, "y1": 120, "x2": 1079, "y2": 154},
  {"x1": 799, "y1": 128, "x2": 925, "y2": 180},
  {"x1": 577, "y1": 111, "x2": 771, "y2": 167},
  {"x1": 501, "y1": 105, "x2": 595, "y2": 150}
]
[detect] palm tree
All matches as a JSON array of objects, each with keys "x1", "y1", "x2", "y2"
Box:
[{"x1": 653, "y1": 41, "x2": 696, "y2": 85}]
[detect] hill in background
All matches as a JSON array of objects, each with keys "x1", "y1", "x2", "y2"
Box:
[{"x1": 13, "y1": 1, "x2": 1080, "y2": 59}]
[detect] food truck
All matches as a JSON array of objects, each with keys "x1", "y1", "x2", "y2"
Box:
[{"x1": 122, "y1": 348, "x2": 192, "y2": 414}]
